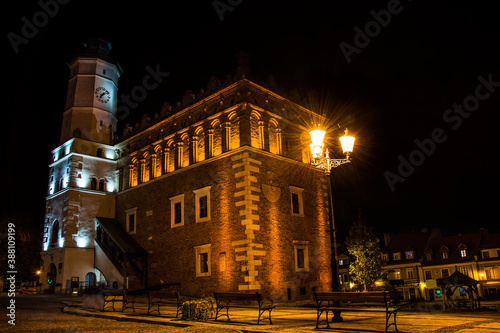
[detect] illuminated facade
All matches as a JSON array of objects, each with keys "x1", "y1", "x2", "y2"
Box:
[
  {"x1": 380, "y1": 229, "x2": 500, "y2": 301},
  {"x1": 41, "y1": 39, "x2": 332, "y2": 300}
]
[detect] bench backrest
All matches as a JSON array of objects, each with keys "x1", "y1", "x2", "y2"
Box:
[
  {"x1": 102, "y1": 289, "x2": 125, "y2": 297},
  {"x1": 214, "y1": 292, "x2": 263, "y2": 303},
  {"x1": 314, "y1": 291, "x2": 388, "y2": 304},
  {"x1": 148, "y1": 290, "x2": 180, "y2": 300}
]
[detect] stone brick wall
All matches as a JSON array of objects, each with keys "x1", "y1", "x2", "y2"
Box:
[{"x1": 116, "y1": 146, "x2": 331, "y2": 301}]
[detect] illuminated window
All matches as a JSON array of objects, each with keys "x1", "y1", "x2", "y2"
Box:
[
  {"x1": 293, "y1": 240, "x2": 309, "y2": 272},
  {"x1": 405, "y1": 251, "x2": 414, "y2": 259},
  {"x1": 393, "y1": 269, "x2": 401, "y2": 279},
  {"x1": 440, "y1": 245, "x2": 449, "y2": 259},
  {"x1": 126, "y1": 208, "x2": 137, "y2": 234},
  {"x1": 194, "y1": 244, "x2": 211, "y2": 277},
  {"x1": 193, "y1": 186, "x2": 211, "y2": 223},
  {"x1": 169, "y1": 194, "x2": 184, "y2": 228},
  {"x1": 458, "y1": 243, "x2": 468, "y2": 257},
  {"x1": 289, "y1": 186, "x2": 304, "y2": 216},
  {"x1": 393, "y1": 252, "x2": 401, "y2": 261},
  {"x1": 459, "y1": 267, "x2": 468, "y2": 276}
]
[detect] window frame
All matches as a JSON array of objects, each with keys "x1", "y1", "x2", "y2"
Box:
[
  {"x1": 193, "y1": 186, "x2": 211, "y2": 223},
  {"x1": 293, "y1": 240, "x2": 309, "y2": 272},
  {"x1": 194, "y1": 244, "x2": 211, "y2": 277},
  {"x1": 126, "y1": 207, "x2": 137, "y2": 234},
  {"x1": 169, "y1": 194, "x2": 185, "y2": 228},
  {"x1": 289, "y1": 186, "x2": 304, "y2": 216}
]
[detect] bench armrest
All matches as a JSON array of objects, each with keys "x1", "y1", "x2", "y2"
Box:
[{"x1": 260, "y1": 299, "x2": 274, "y2": 308}]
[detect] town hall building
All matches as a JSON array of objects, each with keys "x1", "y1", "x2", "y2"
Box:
[{"x1": 40, "y1": 39, "x2": 333, "y2": 301}]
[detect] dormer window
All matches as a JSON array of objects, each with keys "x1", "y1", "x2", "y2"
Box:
[
  {"x1": 393, "y1": 252, "x2": 401, "y2": 261},
  {"x1": 458, "y1": 243, "x2": 468, "y2": 257},
  {"x1": 405, "y1": 250, "x2": 414, "y2": 259},
  {"x1": 424, "y1": 248, "x2": 432, "y2": 261},
  {"x1": 440, "y1": 245, "x2": 449, "y2": 259}
]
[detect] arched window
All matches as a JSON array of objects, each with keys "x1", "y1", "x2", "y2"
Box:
[
  {"x1": 51, "y1": 220, "x2": 59, "y2": 245},
  {"x1": 98, "y1": 179, "x2": 105, "y2": 191},
  {"x1": 91, "y1": 177, "x2": 98, "y2": 190}
]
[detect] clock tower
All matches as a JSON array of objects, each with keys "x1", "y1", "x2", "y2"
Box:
[
  {"x1": 41, "y1": 39, "x2": 122, "y2": 294},
  {"x1": 60, "y1": 38, "x2": 122, "y2": 145}
]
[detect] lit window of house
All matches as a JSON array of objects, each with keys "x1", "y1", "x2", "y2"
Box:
[
  {"x1": 440, "y1": 246, "x2": 449, "y2": 259},
  {"x1": 393, "y1": 269, "x2": 401, "y2": 280},
  {"x1": 405, "y1": 251, "x2": 414, "y2": 259},
  {"x1": 393, "y1": 252, "x2": 401, "y2": 261},
  {"x1": 169, "y1": 194, "x2": 184, "y2": 228},
  {"x1": 458, "y1": 243, "x2": 468, "y2": 257},
  {"x1": 338, "y1": 258, "x2": 348, "y2": 266}
]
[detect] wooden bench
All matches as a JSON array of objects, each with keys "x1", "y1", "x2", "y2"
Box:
[
  {"x1": 102, "y1": 289, "x2": 136, "y2": 312},
  {"x1": 147, "y1": 290, "x2": 184, "y2": 317},
  {"x1": 213, "y1": 292, "x2": 275, "y2": 324},
  {"x1": 314, "y1": 291, "x2": 398, "y2": 332}
]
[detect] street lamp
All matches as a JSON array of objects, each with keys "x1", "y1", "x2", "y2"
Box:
[
  {"x1": 310, "y1": 128, "x2": 354, "y2": 173},
  {"x1": 310, "y1": 127, "x2": 355, "y2": 322}
]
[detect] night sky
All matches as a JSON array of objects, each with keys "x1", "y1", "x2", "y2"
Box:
[{"x1": 3, "y1": 0, "x2": 500, "y2": 244}]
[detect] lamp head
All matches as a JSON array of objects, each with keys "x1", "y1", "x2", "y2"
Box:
[
  {"x1": 339, "y1": 128, "x2": 355, "y2": 155},
  {"x1": 309, "y1": 129, "x2": 326, "y2": 160}
]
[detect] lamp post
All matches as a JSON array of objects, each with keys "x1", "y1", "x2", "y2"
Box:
[{"x1": 310, "y1": 128, "x2": 355, "y2": 322}]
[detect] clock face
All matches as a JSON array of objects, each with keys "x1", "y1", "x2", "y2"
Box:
[{"x1": 95, "y1": 87, "x2": 111, "y2": 103}]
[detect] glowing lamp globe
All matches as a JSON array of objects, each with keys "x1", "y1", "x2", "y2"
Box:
[
  {"x1": 309, "y1": 129, "x2": 326, "y2": 159},
  {"x1": 339, "y1": 129, "x2": 355, "y2": 154}
]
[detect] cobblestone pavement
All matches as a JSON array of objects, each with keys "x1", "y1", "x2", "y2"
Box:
[{"x1": 1, "y1": 294, "x2": 499, "y2": 332}]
